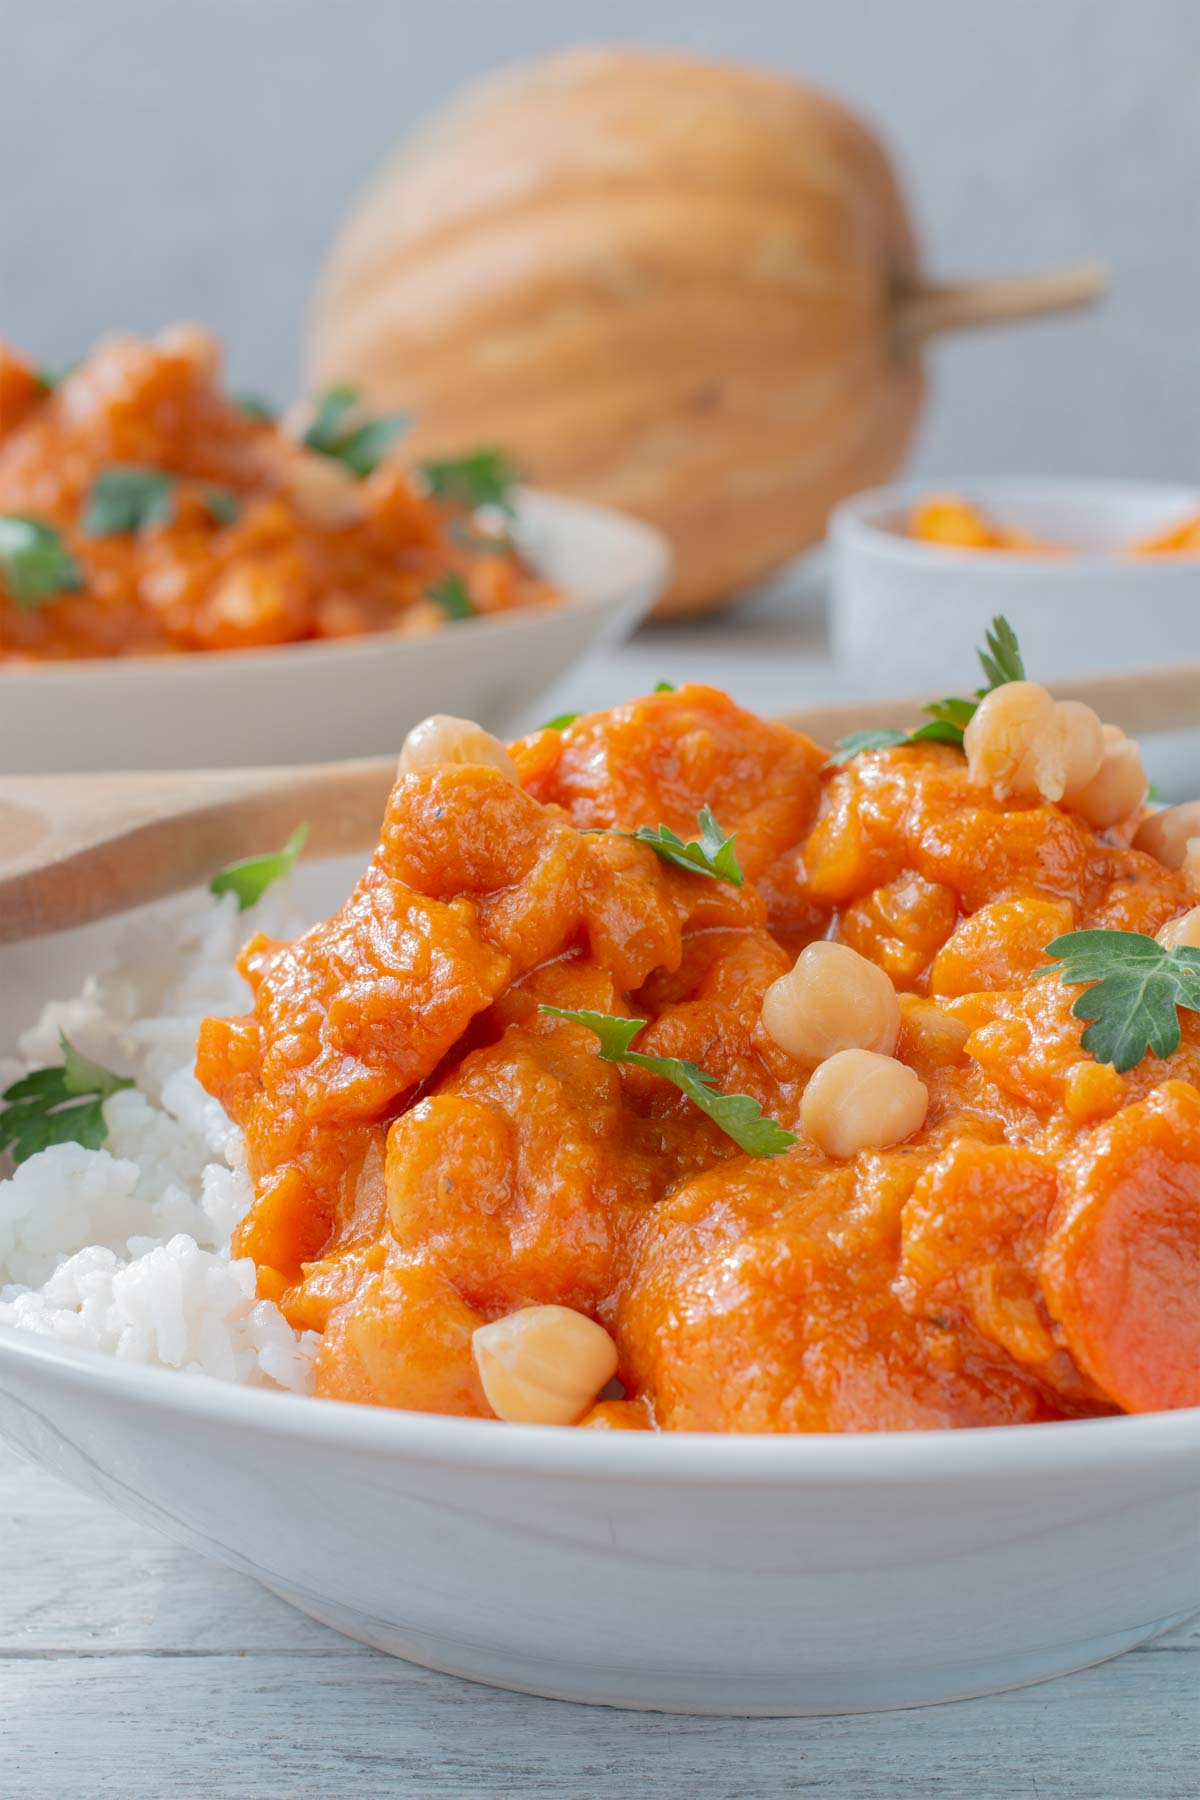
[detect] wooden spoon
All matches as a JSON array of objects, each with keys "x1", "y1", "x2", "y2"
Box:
[{"x1": 0, "y1": 664, "x2": 1196, "y2": 945}]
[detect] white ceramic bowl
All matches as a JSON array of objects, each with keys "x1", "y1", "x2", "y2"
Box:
[
  {"x1": 831, "y1": 478, "x2": 1200, "y2": 689},
  {"x1": 0, "y1": 1329, "x2": 1197, "y2": 1716},
  {"x1": 0, "y1": 866, "x2": 1197, "y2": 1717},
  {"x1": 0, "y1": 490, "x2": 670, "y2": 774}
]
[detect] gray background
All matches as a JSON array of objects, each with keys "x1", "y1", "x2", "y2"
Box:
[{"x1": 1, "y1": 0, "x2": 1196, "y2": 482}]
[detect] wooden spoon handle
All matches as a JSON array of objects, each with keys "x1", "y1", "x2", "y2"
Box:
[{"x1": 0, "y1": 758, "x2": 397, "y2": 944}]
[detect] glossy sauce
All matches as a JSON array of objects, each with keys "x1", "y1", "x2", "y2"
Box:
[{"x1": 196, "y1": 686, "x2": 1200, "y2": 1429}]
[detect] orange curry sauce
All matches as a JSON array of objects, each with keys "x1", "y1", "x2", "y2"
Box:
[
  {"x1": 196, "y1": 686, "x2": 1200, "y2": 1431},
  {"x1": 911, "y1": 493, "x2": 1200, "y2": 557},
  {"x1": 0, "y1": 328, "x2": 555, "y2": 659}
]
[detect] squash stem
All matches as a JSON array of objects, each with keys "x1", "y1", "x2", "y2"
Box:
[{"x1": 894, "y1": 264, "x2": 1108, "y2": 346}]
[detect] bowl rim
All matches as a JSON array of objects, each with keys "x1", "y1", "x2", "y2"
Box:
[
  {"x1": 2, "y1": 1320, "x2": 1196, "y2": 1484},
  {"x1": 831, "y1": 476, "x2": 1200, "y2": 577},
  {"x1": 0, "y1": 487, "x2": 672, "y2": 686}
]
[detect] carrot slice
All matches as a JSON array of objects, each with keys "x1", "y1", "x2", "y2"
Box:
[{"x1": 1041, "y1": 1081, "x2": 1200, "y2": 1411}]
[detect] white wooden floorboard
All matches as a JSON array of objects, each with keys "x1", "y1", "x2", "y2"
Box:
[{"x1": 2, "y1": 1454, "x2": 1197, "y2": 1799}]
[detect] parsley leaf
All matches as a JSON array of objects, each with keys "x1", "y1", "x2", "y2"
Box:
[
  {"x1": 1039, "y1": 928, "x2": 1200, "y2": 1071},
  {"x1": 977, "y1": 615, "x2": 1026, "y2": 689},
  {"x1": 234, "y1": 392, "x2": 277, "y2": 424},
  {"x1": 825, "y1": 728, "x2": 909, "y2": 768},
  {"x1": 200, "y1": 485, "x2": 240, "y2": 527},
  {"x1": 586, "y1": 806, "x2": 744, "y2": 885},
  {"x1": 426, "y1": 573, "x2": 475, "y2": 621},
  {"x1": 0, "y1": 516, "x2": 83, "y2": 608},
  {"x1": 633, "y1": 808, "x2": 743, "y2": 884},
  {"x1": 83, "y1": 466, "x2": 175, "y2": 536},
  {"x1": 83, "y1": 468, "x2": 239, "y2": 535},
  {"x1": 831, "y1": 614, "x2": 1026, "y2": 766},
  {"x1": 210, "y1": 824, "x2": 307, "y2": 912},
  {"x1": 539, "y1": 1006, "x2": 796, "y2": 1156},
  {"x1": 418, "y1": 448, "x2": 523, "y2": 517},
  {"x1": 303, "y1": 386, "x2": 409, "y2": 478},
  {"x1": 0, "y1": 1034, "x2": 133, "y2": 1165},
  {"x1": 35, "y1": 360, "x2": 79, "y2": 394}
]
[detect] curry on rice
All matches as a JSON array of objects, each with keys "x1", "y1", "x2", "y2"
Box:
[{"x1": 196, "y1": 667, "x2": 1200, "y2": 1432}]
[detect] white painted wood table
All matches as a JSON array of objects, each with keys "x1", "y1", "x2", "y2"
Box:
[
  {"x1": 3, "y1": 591, "x2": 1199, "y2": 1796},
  {"x1": 3, "y1": 1454, "x2": 1197, "y2": 1800}
]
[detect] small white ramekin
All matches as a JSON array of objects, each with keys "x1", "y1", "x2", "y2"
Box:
[{"x1": 830, "y1": 478, "x2": 1200, "y2": 689}]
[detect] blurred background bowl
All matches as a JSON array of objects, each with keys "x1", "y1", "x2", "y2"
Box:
[
  {"x1": 0, "y1": 491, "x2": 670, "y2": 774},
  {"x1": 830, "y1": 477, "x2": 1200, "y2": 688}
]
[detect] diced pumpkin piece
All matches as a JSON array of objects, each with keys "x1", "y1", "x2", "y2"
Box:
[
  {"x1": 1041, "y1": 1082, "x2": 1200, "y2": 1412},
  {"x1": 314, "y1": 1261, "x2": 490, "y2": 1413},
  {"x1": 931, "y1": 895, "x2": 1075, "y2": 997}
]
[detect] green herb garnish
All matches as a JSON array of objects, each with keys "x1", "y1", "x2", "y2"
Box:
[
  {"x1": 654, "y1": 679, "x2": 676, "y2": 693},
  {"x1": 201, "y1": 485, "x2": 240, "y2": 527},
  {"x1": 1039, "y1": 928, "x2": 1200, "y2": 1072},
  {"x1": 539, "y1": 1007, "x2": 796, "y2": 1157},
  {"x1": 0, "y1": 1034, "x2": 133, "y2": 1165},
  {"x1": 234, "y1": 392, "x2": 277, "y2": 424},
  {"x1": 34, "y1": 360, "x2": 79, "y2": 394},
  {"x1": 83, "y1": 467, "x2": 240, "y2": 536},
  {"x1": 828, "y1": 728, "x2": 909, "y2": 762},
  {"x1": 0, "y1": 516, "x2": 83, "y2": 608},
  {"x1": 586, "y1": 806, "x2": 743, "y2": 886},
  {"x1": 418, "y1": 448, "x2": 523, "y2": 518},
  {"x1": 210, "y1": 824, "x2": 307, "y2": 913},
  {"x1": 829, "y1": 616, "x2": 1026, "y2": 767},
  {"x1": 303, "y1": 386, "x2": 409, "y2": 478},
  {"x1": 975, "y1": 615, "x2": 1026, "y2": 689},
  {"x1": 426, "y1": 574, "x2": 475, "y2": 621},
  {"x1": 83, "y1": 466, "x2": 175, "y2": 536}
]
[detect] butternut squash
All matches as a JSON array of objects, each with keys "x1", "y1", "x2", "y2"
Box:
[{"x1": 308, "y1": 47, "x2": 1104, "y2": 616}]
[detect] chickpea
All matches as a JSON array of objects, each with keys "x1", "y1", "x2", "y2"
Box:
[
  {"x1": 800, "y1": 1048, "x2": 928, "y2": 1159},
  {"x1": 963, "y1": 682, "x2": 1054, "y2": 800},
  {"x1": 964, "y1": 682, "x2": 1104, "y2": 804},
  {"x1": 1063, "y1": 724, "x2": 1148, "y2": 829},
  {"x1": 1054, "y1": 702, "x2": 1108, "y2": 795},
  {"x1": 397, "y1": 714, "x2": 519, "y2": 782},
  {"x1": 472, "y1": 1305, "x2": 619, "y2": 1425},
  {"x1": 760, "y1": 941, "x2": 900, "y2": 1062},
  {"x1": 1134, "y1": 801, "x2": 1200, "y2": 869},
  {"x1": 1157, "y1": 906, "x2": 1200, "y2": 951}
]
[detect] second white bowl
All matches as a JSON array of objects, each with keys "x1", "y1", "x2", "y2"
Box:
[
  {"x1": 831, "y1": 478, "x2": 1200, "y2": 689},
  {"x1": 0, "y1": 490, "x2": 670, "y2": 773}
]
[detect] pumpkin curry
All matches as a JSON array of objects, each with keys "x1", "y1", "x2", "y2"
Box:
[
  {"x1": 911, "y1": 493, "x2": 1200, "y2": 557},
  {"x1": 197, "y1": 667, "x2": 1200, "y2": 1432},
  {"x1": 0, "y1": 327, "x2": 553, "y2": 660}
]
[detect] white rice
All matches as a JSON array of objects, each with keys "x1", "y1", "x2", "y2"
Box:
[{"x1": 0, "y1": 881, "x2": 319, "y2": 1392}]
